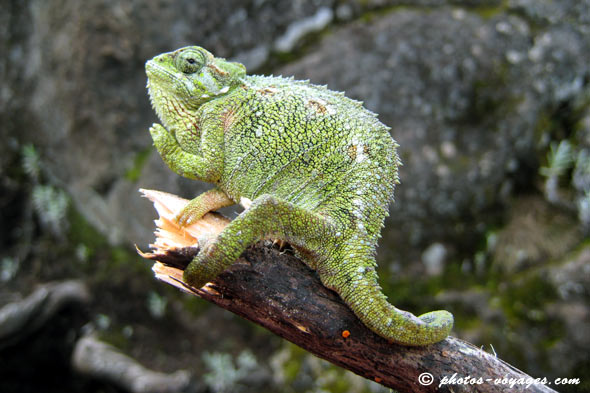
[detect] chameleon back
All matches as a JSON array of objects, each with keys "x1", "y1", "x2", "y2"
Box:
[{"x1": 219, "y1": 75, "x2": 400, "y2": 242}]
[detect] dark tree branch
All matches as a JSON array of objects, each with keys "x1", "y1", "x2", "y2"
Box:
[{"x1": 138, "y1": 189, "x2": 557, "y2": 393}]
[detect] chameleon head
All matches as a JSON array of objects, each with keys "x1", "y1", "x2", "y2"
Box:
[{"x1": 145, "y1": 46, "x2": 246, "y2": 129}]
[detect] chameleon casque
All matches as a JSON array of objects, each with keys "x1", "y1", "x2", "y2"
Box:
[{"x1": 145, "y1": 46, "x2": 453, "y2": 346}]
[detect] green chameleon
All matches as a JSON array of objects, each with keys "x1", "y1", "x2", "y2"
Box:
[{"x1": 145, "y1": 46, "x2": 453, "y2": 345}]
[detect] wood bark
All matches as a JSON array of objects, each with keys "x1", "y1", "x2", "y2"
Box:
[{"x1": 139, "y1": 189, "x2": 557, "y2": 393}]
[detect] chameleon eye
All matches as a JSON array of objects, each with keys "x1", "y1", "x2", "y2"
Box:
[{"x1": 176, "y1": 49, "x2": 205, "y2": 74}]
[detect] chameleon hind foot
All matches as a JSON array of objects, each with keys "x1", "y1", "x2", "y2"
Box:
[
  {"x1": 175, "y1": 188, "x2": 234, "y2": 227},
  {"x1": 183, "y1": 194, "x2": 336, "y2": 289}
]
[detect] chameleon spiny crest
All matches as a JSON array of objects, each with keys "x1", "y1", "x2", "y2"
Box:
[{"x1": 145, "y1": 46, "x2": 453, "y2": 345}]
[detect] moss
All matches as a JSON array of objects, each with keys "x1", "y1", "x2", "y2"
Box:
[
  {"x1": 473, "y1": 0, "x2": 509, "y2": 20},
  {"x1": 322, "y1": 375, "x2": 359, "y2": 393},
  {"x1": 98, "y1": 328, "x2": 133, "y2": 353},
  {"x1": 500, "y1": 275, "x2": 556, "y2": 318},
  {"x1": 181, "y1": 295, "x2": 212, "y2": 317},
  {"x1": 125, "y1": 146, "x2": 152, "y2": 182},
  {"x1": 491, "y1": 196, "x2": 582, "y2": 274},
  {"x1": 282, "y1": 344, "x2": 306, "y2": 385},
  {"x1": 67, "y1": 206, "x2": 151, "y2": 281},
  {"x1": 356, "y1": 0, "x2": 509, "y2": 24},
  {"x1": 453, "y1": 314, "x2": 484, "y2": 331},
  {"x1": 67, "y1": 207, "x2": 108, "y2": 254},
  {"x1": 377, "y1": 260, "x2": 480, "y2": 319},
  {"x1": 534, "y1": 111, "x2": 553, "y2": 145},
  {"x1": 568, "y1": 360, "x2": 590, "y2": 393},
  {"x1": 536, "y1": 93, "x2": 589, "y2": 149},
  {"x1": 358, "y1": 4, "x2": 415, "y2": 24},
  {"x1": 459, "y1": 61, "x2": 514, "y2": 126}
]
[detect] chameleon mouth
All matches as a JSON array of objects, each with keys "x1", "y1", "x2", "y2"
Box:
[
  {"x1": 146, "y1": 59, "x2": 177, "y2": 127},
  {"x1": 146, "y1": 60, "x2": 194, "y2": 134},
  {"x1": 145, "y1": 59, "x2": 175, "y2": 83}
]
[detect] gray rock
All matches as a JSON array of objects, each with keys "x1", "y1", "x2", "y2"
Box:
[
  {"x1": 0, "y1": 281, "x2": 90, "y2": 349},
  {"x1": 72, "y1": 335, "x2": 195, "y2": 393},
  {"x1": 2, "y1": 0, "x2": 336, "y2": 246},
  {"x1": 278, "y1": 7, "x2": 590, "y2": 258},
  {"x1": 274, "y1": 7, "x2": 334, "y2": 53},
  {"x1": 421, "y1": 242, "x2": 447, "y2": 276},
  {"x1": 5, "y1": 1, "x2": 588, "y2": 252},
  {"x1": 3, "y1": 0, "x2": 590, "y2": 387},
  {"x1": 508, "y1": 0, "x2": 590, "y2": 28},
  {"x1": 359, "y1": 0, "x2": 503, "y2": 7}
]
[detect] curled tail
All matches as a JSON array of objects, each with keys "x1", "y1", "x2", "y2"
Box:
[{"x1": 320, "y1": 244, "x2": 453, "y2": 346}]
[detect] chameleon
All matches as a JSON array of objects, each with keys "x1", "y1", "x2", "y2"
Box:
[{"x1": 145, "y1": 46, "x2": 453, "y2": 345}]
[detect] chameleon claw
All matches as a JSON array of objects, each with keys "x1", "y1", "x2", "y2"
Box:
[{"x1": 272, "y1": 238, "x2": 288, "y2": 251}]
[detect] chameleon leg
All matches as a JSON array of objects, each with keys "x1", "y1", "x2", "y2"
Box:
[
  {"x1": 176, "y1": 188, "x2": 235, "y2": 226},
  {"x1": 183, "y1": 194, "x2": 336, "y2": 289},
  {"x1": 150, "y1": 124, "x2": 221, "y2": 182},
  {"x1": 320, "y1": 242, "x2": 453, "y2": 346},
  {"x1": 183, "y1": 193, "x2": 452, "y2": 345}
]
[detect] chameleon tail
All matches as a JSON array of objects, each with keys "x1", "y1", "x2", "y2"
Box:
[{"x1": 321, "y1": 245, "x2": 453, "y2": 346}]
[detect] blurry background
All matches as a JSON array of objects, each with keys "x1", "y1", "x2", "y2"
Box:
[{"x1": 1, "y1": 1, "x2": 589, "y2": 392}]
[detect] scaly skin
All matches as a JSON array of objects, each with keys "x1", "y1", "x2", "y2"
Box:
[{"x1": 146, "y1": 46, "x2": 453, "y2": 345}]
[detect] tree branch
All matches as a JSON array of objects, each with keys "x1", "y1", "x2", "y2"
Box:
[{"x1": 138, "y1": 189, "x2": 556, "y2": 393}]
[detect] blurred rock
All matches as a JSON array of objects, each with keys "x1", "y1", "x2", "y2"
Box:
[
  {"x1": 278, "y1": 6, "x2": 590, "y2": 259},
  {"x1": 1, "y1": 0, "x2": 337, "y2": 247},
  {"x1": 2, "y1": 0, "x2": 590, "y2": 388},
  {"x1": 0, "y1": 280, "x2": 92, "y2": 392},
  {"x1": 0, "y1": 280, "x2": 90, "y2": 349},
  {"x1": 421, "y1": 242, "x2": 447, "y2": 276},
  {"x1": 546, "y1": 246, "x2": 590, "y2": 304},
  {"x1": 4, "y1": 1, "x2": 588, "y2": 253},
  {"x1": 508, "y1": 0, "x2": 590, "y2": 27},
  {"x1": 274, "y1": 7, "x2": 333, "y2": 53},
  {"x1": 72, "y1": 334, "x2": 196, "y2": 393},
  {"x1": 491, "y1": 196, "x2": 581, "y2": 273}
]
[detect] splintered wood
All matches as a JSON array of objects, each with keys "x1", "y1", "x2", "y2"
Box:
[{"x1": 136, "y1": 189, "x2": 230, "y2": 292}]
